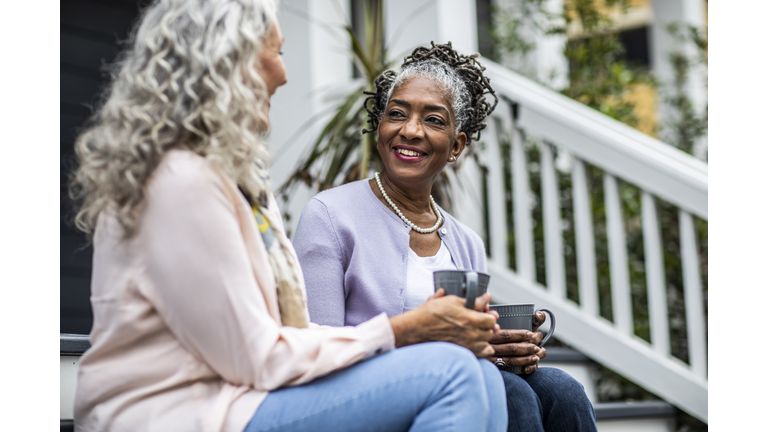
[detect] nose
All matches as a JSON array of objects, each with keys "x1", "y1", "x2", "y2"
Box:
[{"x1": 399, "y1": 116, "x2": 424, "y2": 141}]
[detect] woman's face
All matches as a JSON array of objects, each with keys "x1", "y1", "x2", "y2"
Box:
[
  {"x1": 376, "y1": 76, "x2": 467, "y2": 188},
  {"x1": 256, "y1": 21, "x2": 287, "y2": 107}
]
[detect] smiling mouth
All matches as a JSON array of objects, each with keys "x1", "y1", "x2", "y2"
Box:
[{"x1": 395, "y1": 148, "x2": 426, "y2": 157}]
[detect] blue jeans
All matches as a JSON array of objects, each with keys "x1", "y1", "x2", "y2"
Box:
[
  {"x1": 500, "y1": 367, "x2": 597, "y2": 432},
  {"x1": 245, "y1": 342, "x2": 507, "y2": 432}
]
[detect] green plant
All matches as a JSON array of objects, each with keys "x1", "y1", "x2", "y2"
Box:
[{"x1": 278, "y1": 0, "x2": 390, "y2": 202}]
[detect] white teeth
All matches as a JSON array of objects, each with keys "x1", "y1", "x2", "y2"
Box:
[{"x1": 396, "y1": 148, "x2": 422, "y2": 157}]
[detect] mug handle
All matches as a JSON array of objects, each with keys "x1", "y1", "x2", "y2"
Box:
[
  {"x1": 464, "y1": 272, "x2": 478, "y2": 309},
  {"x1": 535, "y1": 308, "x2": 556, "y2": 347}
]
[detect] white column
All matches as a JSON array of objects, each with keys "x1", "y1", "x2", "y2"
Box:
[
  {"x1": 269, "y1": 0, "x2": 352, "y2": 236},
  {"x1": 384, "y1": 0, "x2": 479, "y2": 60},
  {"x1": 530, "y1": 0, "x2": 568, "y2": 89},
  {"x1": 650, "y1": 0, "x2": 707, "y2": 158},
  {"x1": 492, "y1": 0, "x2": 568, "y2": 89}
]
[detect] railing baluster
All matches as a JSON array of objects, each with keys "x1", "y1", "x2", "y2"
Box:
[
  {"x1": 511, "y1": 124, "x2": 535, "y2": 281},
  {"x1": 573, "y1": 158, "x2": 598, "y2": 316},
  {"x1": 679, "y1": 210, "x2": 707, "y2": 378},
  {"x1": 485, "y1": 118, "x2": 509, "y2": 266},
  {"x1": 604, "y1": 173, "x2": 633, "y2": 335},
  {"x1": 642, "y1": 192, "x2": 670, "y2": 355},
  {"x1": 540, "y1": 142, "x2": 566, "y2": 298}
]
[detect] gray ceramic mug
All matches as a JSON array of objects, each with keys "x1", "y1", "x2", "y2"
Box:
[
  {"x1": 489, "y1": 304, "x2": 556, "y2": 374},
  {"x1": 433, "y1": 270, "x2": 491, "y2": 309}
]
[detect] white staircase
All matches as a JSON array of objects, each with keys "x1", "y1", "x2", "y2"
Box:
[{"x1": 449, "y1": 60, "x2": 707, "y2": 424}]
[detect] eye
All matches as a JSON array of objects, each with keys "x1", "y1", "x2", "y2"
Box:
[
  {"x1": 426, "y1": 116, "x2": 446, "y2": 126},
  {"x1": 387, "y1": 109, "x2": 405, "y2": 118},
  {"x1": 278, "y1": 51, "x2": 284, "y2": 56}
]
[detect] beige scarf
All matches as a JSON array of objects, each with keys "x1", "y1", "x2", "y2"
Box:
[{"x1": 252, "y1": 205, "x2": 309, "y2": 328}]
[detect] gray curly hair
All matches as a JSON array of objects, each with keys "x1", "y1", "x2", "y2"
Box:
[
  {"x1": 363, "y1": 42, "x2": 498, "y2": 145},
  {"x1": 70, "y1": 0, "x2": 278, "y2": 239}
]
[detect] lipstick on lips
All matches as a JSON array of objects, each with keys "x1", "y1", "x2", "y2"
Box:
[{"x1": 393, "y1": 145, "x2": 427, "y2": 162}]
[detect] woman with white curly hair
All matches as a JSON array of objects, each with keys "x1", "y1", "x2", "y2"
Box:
[{"x1": 70, "y1": 0, "x2": 508, "y2": 431}]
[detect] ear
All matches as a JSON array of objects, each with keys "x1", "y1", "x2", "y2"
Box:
[{"x1": 450, "y1": 132, "x2": 468, "y2": 161}]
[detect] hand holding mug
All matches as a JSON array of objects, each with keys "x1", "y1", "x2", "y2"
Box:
[
  {"x1": 487, "y1": 304, "x2": 556, "y2": 375},
  {"x1": 389, "y1": 288, "x2": 499, "y2": 358}
]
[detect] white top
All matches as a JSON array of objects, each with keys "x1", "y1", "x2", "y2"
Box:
[{"x1": 403, "y1": 241, "x2": 458, "y2": 311}]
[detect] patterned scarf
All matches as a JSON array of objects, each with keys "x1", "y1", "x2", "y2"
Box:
[{"x1": 250, "y1": 198, "x2": 309, "y2": 328}]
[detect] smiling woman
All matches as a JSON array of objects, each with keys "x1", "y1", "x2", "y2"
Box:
[{"x1": 294, "y1": 42, "x2": 599, "y2": 432}]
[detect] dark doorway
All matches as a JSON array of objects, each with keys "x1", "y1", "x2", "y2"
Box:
[{"x1": 60, "y1": 0, "x2": 151, "y2": 334}]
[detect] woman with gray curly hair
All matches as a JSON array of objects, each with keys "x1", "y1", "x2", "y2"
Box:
[
  {"x1": 294, "y1": 43, "x2": 598, "y2": 432},
  {"x1": 70, "y1": 1, "x2": 508, "y2": 431}
]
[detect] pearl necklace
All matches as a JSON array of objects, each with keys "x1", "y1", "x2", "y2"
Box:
[{"x1": 374, "y1": 172, "x2": 443, "y2": 234}]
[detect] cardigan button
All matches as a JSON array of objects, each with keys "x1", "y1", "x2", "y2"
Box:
[{"x1": 441, "y1": 228, "x2": 447, "y2": 234}]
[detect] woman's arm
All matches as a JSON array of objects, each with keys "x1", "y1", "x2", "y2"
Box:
[
  {"x1": 292, "y1": 198, "x2": 347, "y2": 326},
  {"x1": 139, "y1": 158, "x2": 393, "y2": 391}
]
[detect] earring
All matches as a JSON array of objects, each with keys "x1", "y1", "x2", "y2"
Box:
[{"x1": 449, "y1": 156, "x2": 456, "y2": 162}]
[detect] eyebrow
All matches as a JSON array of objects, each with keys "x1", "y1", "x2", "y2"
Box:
[{"x1": 390, "y1": 99, "x2": 450, "y2": 115}]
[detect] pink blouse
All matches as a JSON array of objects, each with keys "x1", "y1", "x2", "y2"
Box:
[{"x1": 74, "y1": 150, "x2": 395, "y2": 432}]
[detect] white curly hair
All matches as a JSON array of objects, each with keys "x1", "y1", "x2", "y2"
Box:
[{"x1": 70, "y1": 0, "x2": 279, "y2": 238}]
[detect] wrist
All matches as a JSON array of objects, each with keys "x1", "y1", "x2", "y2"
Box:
[{"x1": 389, "y1": 310, "x2": 425, "y2": 348}]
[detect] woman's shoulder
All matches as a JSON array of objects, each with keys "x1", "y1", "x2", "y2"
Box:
[
  {"x1": 153, "y1": 149, "x2": 209, "y2": 179},
  {"x1": 146, "y1": 149, "x2": 227, "y2": 204},
  {"x1": 303, "y1": 180, "x2": 371, "y2": 215},
  {"x1": 311, "y1": 179, "x2": 370, "y2": 204},
  {"x1": 296, "y1": 180, "x2": 378, "y2": 236}
]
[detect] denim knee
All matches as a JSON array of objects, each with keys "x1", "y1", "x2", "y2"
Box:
[
  {"x1": 415, "y1": 343, "x2": 490, "y2": 412},
  {"x1": 526, "y1": 367, "x2": 588, "y2": 399}
]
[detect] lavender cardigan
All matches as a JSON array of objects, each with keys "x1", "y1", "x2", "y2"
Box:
[{"x1": 293, "y1": 179, "x2": 488, "y2": 327}]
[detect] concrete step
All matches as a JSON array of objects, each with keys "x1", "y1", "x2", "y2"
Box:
[{"x1": 60, "y1": 334, "x2": 89, "y2": 422}]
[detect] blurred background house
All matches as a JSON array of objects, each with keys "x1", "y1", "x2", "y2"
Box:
[{"x1": 60, "y1": 1, "x2": 708, "y2": 430}]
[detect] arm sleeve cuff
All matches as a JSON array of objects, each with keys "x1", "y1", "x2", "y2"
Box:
[{"x1": 356, "y1": 313, "x2": 396, "y2": 359}]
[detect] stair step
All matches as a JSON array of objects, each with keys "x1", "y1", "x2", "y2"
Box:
[
  {"x1": 594, "y1": 400, "x2": 678, "y2": 420},
  {"x1": 61, "y1": 333, "x2": 90, "y2": 354},
  {"x1": 540, "y1": 347, "x2": 593, "y2": 363},
  {"x1": 594, "y1": 401, "x2": 677, "y2": 432}
]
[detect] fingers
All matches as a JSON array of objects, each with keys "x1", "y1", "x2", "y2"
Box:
[
  {"x1": 489, "y1": 329, "x2": 533, "y2": 344},
  {"x1": 478, "y1": 343, "x2": 495, "y2": 358},
  {"x1": 498, "y1": 353, "x2": 540, "y2": 367},
  {"x1": 530, "y1": 331, "x2": 544, "y2": 346},
  {"x1": 473, "y1": 292, "x2": 492, "y2": 311},
  {"x1": 523, "y1": 364, "x2": 538, "y2": 374},
  {"x1": 536, "y1": 347, "x2": 547, "y2": 361},
  {"x1": 491, "y1": 341, "x2": 540, "y2": 357},
  {"x1": 428, "y1": 288, "x2": 446, "y2": 301},
  {"x1": 532, "y1": 311, "x2": 546, "y2": 331}
]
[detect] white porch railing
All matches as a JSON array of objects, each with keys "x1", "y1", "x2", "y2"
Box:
[{"x1": 451, "y1": 61, "x2": 707, "y2": 423}]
